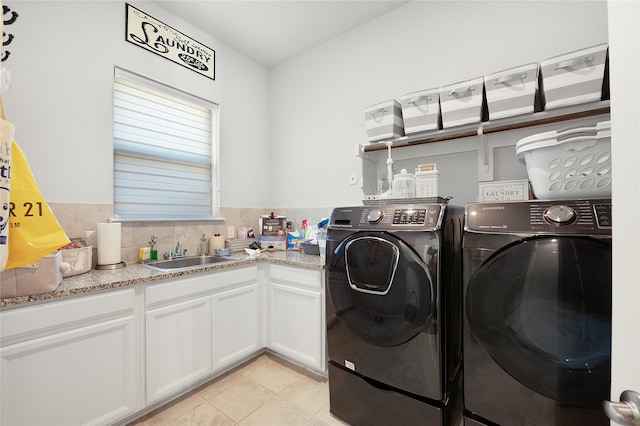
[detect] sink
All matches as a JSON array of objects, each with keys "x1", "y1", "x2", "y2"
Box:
[{"x1": 143, "y1": 255, "x2": 237, "y2": 272}]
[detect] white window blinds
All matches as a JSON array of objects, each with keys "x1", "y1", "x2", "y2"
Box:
[{"x1": 113, "y1": 69, "x2": 218, "y2": 220}]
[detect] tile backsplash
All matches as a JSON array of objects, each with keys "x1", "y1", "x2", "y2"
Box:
[{"x1": 49, "y1": 203, "x2": 332, "y2": 265}]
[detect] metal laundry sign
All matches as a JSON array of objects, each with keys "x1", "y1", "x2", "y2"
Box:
[{"x1": 125, "y1": 3, "x2": 215, "y2": 80}]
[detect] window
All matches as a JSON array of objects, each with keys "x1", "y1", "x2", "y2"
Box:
[{"x1": 113, "y1": 68, "x2": 219, "y2": 220}]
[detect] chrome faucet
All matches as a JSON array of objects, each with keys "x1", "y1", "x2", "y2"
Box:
[
  {"x1": 164, "y1": 241, "x2": 187, "y2": 259},
  {"x1": 174, "y1": 241, "x2": 187, "y2": 258}
]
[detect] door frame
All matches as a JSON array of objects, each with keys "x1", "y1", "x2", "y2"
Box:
[{"x1": 608, "y1": 0, "x2": 640, "y2": 412}]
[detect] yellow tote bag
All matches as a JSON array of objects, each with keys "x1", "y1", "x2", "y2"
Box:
[{"x1": 4, "y1": 140, "x2": 70, "y2": 270}]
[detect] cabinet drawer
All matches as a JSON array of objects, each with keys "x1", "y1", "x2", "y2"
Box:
[
  {"x1": 269, "y1": 264, "x2": 321, "y2": 290},
  {"x1": 146, "y1": 266, "x2": 258, "y2": 308},
  {"x1": 1, "y1": 288, "x2": 136, "y2": 346}
]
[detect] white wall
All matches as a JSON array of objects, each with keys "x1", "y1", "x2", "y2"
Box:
[
  {"x1": 2, "y1": 1, "x2": 271, "y2": 208},
  {"x1": 269, "y1": 1, "x2": 609, "y2": 208},
  {"x1": 3, "y1": 1, "x2": 609, "y2": 210}
]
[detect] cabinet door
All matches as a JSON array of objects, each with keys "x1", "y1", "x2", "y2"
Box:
[
  {"x1": 1, "y1": 315, "x2": 138, "y2": 426},
  {"x1": 269, "y1": 282, "x2": 323, "y2": 371},
  {"x1": 212, "y1": 283, "x2": 260, "y2": 371},
  {"x1": 146, "y1": 296, "x2": 213, "y2": 404}
]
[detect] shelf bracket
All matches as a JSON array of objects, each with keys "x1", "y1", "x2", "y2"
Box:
[{"x1": 477, "y1": 126, "x2": 494, "y2": 181}]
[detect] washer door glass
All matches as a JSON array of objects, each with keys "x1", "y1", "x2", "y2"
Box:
[
  {"x1": 345, "y1": 236, "x2": 400, "y2": 295},
  {"x1": 328, "y1": 231, "x2": 435, "y2": 347},
  {"x1": 466, "y1": 236, "x2": 611, "y2": 408}
]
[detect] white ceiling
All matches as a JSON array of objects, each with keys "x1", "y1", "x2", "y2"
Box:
[{"x1": 156, "y1": 1, "x2": 409, "y2": 68}]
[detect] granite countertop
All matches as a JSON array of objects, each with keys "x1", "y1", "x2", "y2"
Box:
[{"x1": 0, "y1": 251, "x2": 326, "y2": 309}]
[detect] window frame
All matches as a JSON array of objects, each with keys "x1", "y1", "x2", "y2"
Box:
[{"x1": 112, "y1": 67, "x2": 220, "y2": 221}]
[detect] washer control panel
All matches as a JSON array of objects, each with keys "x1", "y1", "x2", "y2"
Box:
[
  {"x1": 392, "y1": 208, "x2": 428, "y2": 225},
  {"x1": 329, "y1": 204, "x2": 445, "y2": 231},
  {"x1": 593, "y1": 203, "x2": 612, "y2": 228},
  {"x1": 466, "y1": 199, "x2": 612, "y2": 235}
]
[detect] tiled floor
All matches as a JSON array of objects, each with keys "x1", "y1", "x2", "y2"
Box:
[{"x1": 129, "y1": 354, "x2": 350, "y2": 426}]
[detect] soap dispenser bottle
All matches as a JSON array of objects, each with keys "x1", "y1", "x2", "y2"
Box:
[
  {"x1": 149, "y1": 236, "x2": 158, "y2": 260},
  {"x1": 197, "y1": 233, "x2": 208, "y2": 256}
]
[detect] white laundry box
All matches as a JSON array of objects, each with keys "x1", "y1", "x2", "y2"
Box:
[
  {"x1": 478, "y1": 180, "x2": 531, "y2": 202},
  {"x1": 540, "y1": 44, "x2": 609, "y2": 110},
  {"x1": 439, "y1": 77, "x2": 485, "y2": 128},
  {"x1": 516, "y1": 120, "x2": 611, "y2": 199},
  {"x1": 0, "y1": 251, "x2": 63, "y2": 298},
  {"x1": 415, "y1": 170, "x2": 439, "y2": 197},
  {"x1": 60, "y1": 245, "x2": 93, "y2": 277},
  {"x1": 399, "y1": 88, "x2": 441, "y2": 134},
  {"x1": 484, "y1": 63, "x2": 541, "y2": 120},
  {"x1": 364, "y1": 100, "x2": 405, "y2": 142}
]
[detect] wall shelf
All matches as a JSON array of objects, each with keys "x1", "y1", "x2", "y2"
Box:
[
  {"x1": 358, "y1": 100, "x2": 611, "y2": 203},
  {"x1": 362, "y1": 100, "x2": 610, "y2": 153}
]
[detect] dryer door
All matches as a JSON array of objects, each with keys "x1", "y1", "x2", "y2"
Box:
[
  {"x1": 327, "y1": 231, "x2": 435, "y2": 347},
  {"x1": 466, "y1": 236, "x2": 612, "y2": 408}
]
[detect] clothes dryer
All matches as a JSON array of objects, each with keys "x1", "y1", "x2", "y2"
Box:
[
  {"x1": 326, "y1": 203, "x2": 464, "y2": 425},
  {"x1": 463, "y1": 199, "x2": 612, "y2": 426}
]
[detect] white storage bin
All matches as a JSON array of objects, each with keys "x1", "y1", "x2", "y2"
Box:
[
  {"x1": 439, "y1": 77, "x2": 485, "y2": 128},
  {"x1": 541, "y1": 44, "x2": 608, "y2": 110},
  {"x1": 415, "y1": 170, "x2": 439, "y2": 197},
  {"x1": 60, "y1": 245, "x2": 93, "y2": 277},
  {"x1": 364, "y1": 100, "x2": 405, "y2": 142},
  {"x1": 0, "y1": 251, "x2": 63, "y2": 297},
  {"x1": 484, "y1": 63, "x2": 540, "y2": 120},
  {"x1": 399, "y1": 88, "x2": 440, "y2": 134},
  {"x1": 415, "y1": 163, "x2": 439, "y2": 197},
  {"x1": 516, "y1": 120, "x2": 611, "y2": 199}
]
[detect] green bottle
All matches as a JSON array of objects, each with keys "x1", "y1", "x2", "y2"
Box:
[{"x1": 149, "y1": 236, "x2": 158, "y2": 260}]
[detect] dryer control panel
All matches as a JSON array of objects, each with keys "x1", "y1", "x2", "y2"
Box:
[{"x1": 466, "y1": 199, "x2": 612, "y2": 235}]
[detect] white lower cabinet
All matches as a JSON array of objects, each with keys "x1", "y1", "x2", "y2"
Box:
[
  {"x1": 0, "y1": 288, "x2": 140, "y2": 426},
  {"x1": 0, "y1": 262, "x2": 324, "y2": 425},
  {"x1": 212, "y1": 283, "x2": 261, "y2": 370},
  {"x1": 146, "y1": 295, "x2": 213, "y2": 404},
  {"x1": 268, "y1": 264, "x2": 326, "y2": 373},
  {"x1": 145, "y1": 266, "x2": 261, "y2": 405}
]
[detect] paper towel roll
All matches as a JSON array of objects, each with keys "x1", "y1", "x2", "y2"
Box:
[{"x1": 97, "y1": 223, "x2": 121, "y2": 265}]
